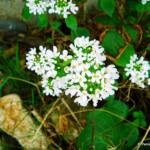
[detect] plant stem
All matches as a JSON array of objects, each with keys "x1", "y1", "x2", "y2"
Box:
[{"x1": 135, "y1": 124, "x2": 150, "y2": 150}]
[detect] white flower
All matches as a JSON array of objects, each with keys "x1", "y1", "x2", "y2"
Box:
[
  {"x1": 105, "y1": 65, "x2": 119, "y2": 80},
  {"x1": 70, "y1": 36, "x2": 106, "y2": 66},
  {"x1": 141, "y1": 0, "x2": 150, "y2": 5},
  {"x1": 125, "y1": 54, "x2": 150, "y2": 88},
  {"x1": 48, "y1": 0, "x2": 78, "y2": 18},
  {"x1": 51, "y1": 78, "x2": 65, "y2": 96},
  {"x1": 26, "y1": 0, "x2": 48, "y2": 15},
  {"x1": 80, "y1": 63, "x2": 92, "y2": 77},
  {"x1": 74, "y1": 91, "x2": 89, "y2": 107},
  {"x1": 42, "y1": 76, "x2": 69, "y2": 96},
  {"x1": 51, "y1": 46, "x2": 60, "y2": 58},
  {"x1": 26, "y1": 46, "x2": 46, "y2": 75},
  {"x1": 26, "y1": 47, "x2": 36, "y2": 69},
  {"x1": 97, "y1": 65, "x2": 119, "y2": 99},
  {"x1": 65, "y1": 86, "x2": 90, "y2": 107},
  {"x1": 89, "y1": 89, "x2": 102, "y2": 107},
  {"x1": 60, "y1": 50, "x2": 72, "y2": 61},
  {"x1": 65, "y1": 85, "x2": 80, "y2": 97},
  {"x1": 91, "y1": 71, "x2": 101, "y2": 83},
  {"x1": 44, "y1": 66, "x2": 57, "y2": 78},
  {"x1": 41, "y1": 77, "x2": 54, "y2": 96},
  {"x1": 26, "y1": 46, "x2": 58, "y2": 76},
  {"x1": 69, "y1": 61, "x2": 91, "y2": 76},
  {"x1": 76, "y1": 74, "x2": 87, "y2": 88},
  {"x1": 67, "y1": 58, "x2": 84, "y2": 74}
]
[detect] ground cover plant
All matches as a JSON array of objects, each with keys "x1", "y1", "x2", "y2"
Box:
[{"x1": 0, "y1": 0, "x2": 150, "y2": 149}]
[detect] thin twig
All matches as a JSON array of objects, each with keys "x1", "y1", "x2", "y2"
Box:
[
  {"x1": 8, "y1": 76, "x2": 45, "y2": 104},
  {"x1": 61, "y1": 97, "x2": 82, "y2": 128},
  {"x1": 125, "y1": 83, "x2": 132, "y2": 101},
  {"x1": 135, "y1": 124, "x2": 150, "y2": 150},
  {"x1": 31, "y1": 98, "x2": 60, "y2": 142},
  {"x1": 106, "y1": 54, "x2": 116, "y2": 62}
]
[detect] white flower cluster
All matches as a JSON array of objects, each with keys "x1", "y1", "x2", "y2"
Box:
[
  {"x1": 64, "y1": 37, "x2": 119, "y2": 106},
  {"x1": 26, "y1": 0, "x2": 48, "y2": 15},
  {"x1": 26, "y1": 36, "x2": 119, "y2": 107},
  {"x1": 125, "y1": 54, "x2": 150, "y2": 88},
  {"x1": 141, "y1": 0, "x2": 150, "y2": 5},
  {"x1": 25, "y1": 0, "x2": 78, "y2": 18},
  {"x1": 26, "y1": 45, "x2": 72, "y2": 96},
  {"x1": 48, "y1": 0, "x2": 79, "y2": 18}
]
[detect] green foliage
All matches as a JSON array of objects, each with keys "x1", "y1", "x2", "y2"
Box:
[
  {"x1": 133, "y1": 111, "x2": 147, "y2": 128},
  {"x1": 102, "y1": 29, "x2": 125, "y2": 56},
  {"x1": 71, "y1": 27, "x2": 90, "y2": 40},
  {"x1": 123, "y1": 25, "x2": 138, "y2": 44},
  {"x1": 22, "y1": 4, "x2": 33, "y2": 20},
  {"x1": 111, "y1": 123, "x2": 139, "y2": 149},
  {"x1": 127, "y1": 0, "x2": 150, "y2": 13},
  {"x1": 0, "y1": 56, "x2": 25, "y2": 79},
  {"x1": 77, "y1": 100, "x2": 143, "y2": 150},
  {"x1": 65, "y1": 15, "x2": 78, "y2": 31},
  {"x1": 50, "y1": 21, "x2": 62, "y2": 30},
  {"x1": 146, "y1": 45, "x2": 150, "y2": 51},
  {"x1": 0, "y1": 51, "x2": 34, "y2": 99},
  {"x1": 75, "y1": 27, "x2": 90, "y2": 37},
  {"x1": 115, "y1": 44, "x2": 135, "y2": 67},
  {"x1": 98, "y1": 0, "x2": 116, "y2": 17},
  {"x1": 37, "y1": 14, "x2": 49, "y2": 28},
  {"x1": 95, "y1": 15, "x2": 121, "y2": 25}
]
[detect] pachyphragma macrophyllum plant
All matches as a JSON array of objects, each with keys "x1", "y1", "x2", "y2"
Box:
[{"x1": 26, "y1": 36, "x2": 150, "y2": 107}]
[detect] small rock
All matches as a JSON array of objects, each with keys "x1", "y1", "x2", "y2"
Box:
[{"x1": 0, "y1": 94, "x2": 49, "y2": 150}]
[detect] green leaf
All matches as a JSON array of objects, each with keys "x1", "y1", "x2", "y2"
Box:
[
  {"x1": 146, "y1": 45, "x2": 150, "y2": 51},
  {"x1": 95, "y1": 15, "x2": 121, "y2": 25},
  {"x1": 106, "y1": 95, "x2": 115, "y2": 101},
  {"x1": 133, "y1": 111, "x2": 147, "y2": 128},
  {"x1": 127, "y1": 0, "x2": 150, "y2": 13},
  {"x1": 102, "y1": 29, "x2": 125, "y2": 56},
  {"x1": 76, "y1": 27, "x2": 90, "y2": 37},
  {"x1": 71, "y1": 27, "x2": 90, "y2": 40},
  {"x1": 22, "y1": 5, "x2": 32, "y2": 20},
  {"x1": 115, "y1": 44, "x2": 135, "y2": 67},
  {"x1": 126, "y1": 16, "x2": 138, "y2": 24},
  {"x1": 51, "y1": 21, "x2": 62, "y2": 30},
  {"x1": 65, "y1": 15, "x2": 78, "y2": 31},
  {"x1": 77, "y1": 100, "x2": 142, "y2": 150},
  {"x1": 111, "y1": 123, "x2": 139, "y2": 149},
  {"x1": 103, "y1": 100, "x2": 129, "y2": 118},
  {"x1": 136, "y1": 2, "x2": 150, "y2": 12},
  {"x1": 98, "y1": 0, "x2": 116, "y2": 17},
  {"x1": 77, "y1": 100, "x2": 129, "y2": 150},
  {"x1": 77, "y1": 125, "x2": 108, "y2": 150},
  {"x1": 37, "y1": 14, "x2": 48, "y2": 28},
  {"x1": 123, "y1": 25, "x2": 138, "y2": 43}
]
